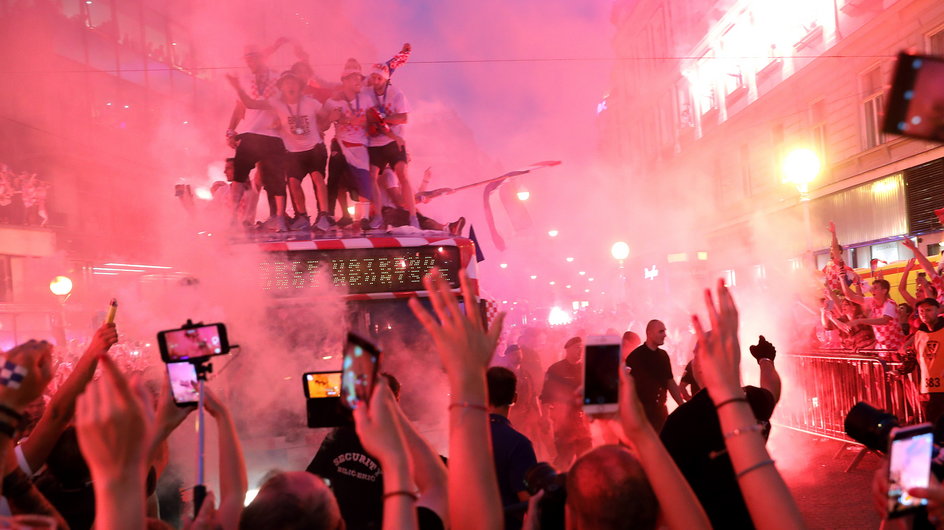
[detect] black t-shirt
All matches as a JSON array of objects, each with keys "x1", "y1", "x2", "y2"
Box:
[
  {"x1": 659, "y1": 386, "x2": 776, "y2": 530},
  {"x1": 489, "y1": 414, "x2": 538, "y2": 530},
  {"x1": 625, "y1": 344, "x2": 673, "y2": 407},
  {"x1": 306, "y1": 425, "x2": 384, "y2": 530}
]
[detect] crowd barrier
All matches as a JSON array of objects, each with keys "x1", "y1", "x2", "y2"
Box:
[{"x1": 772, "y1": 349, "x2": 923, "y2": 445}]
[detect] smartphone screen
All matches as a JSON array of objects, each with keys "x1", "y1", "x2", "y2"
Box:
[
  {"x1": 304, "y1": 371, "x2": 342, "y2": 399},
  {"x1": 167, "y1": 362, "x2": 199, "y2": 407},
  {"x1": 341, "y1": 334, "x2": 380, "y2": 410},
  {"x1": 887, "y1": 424, "x2": 933, "y2": 517},
  {"x1": 584, "y1": 339, "x2": 621, "y2": 414},
  {"x1": 159, "y1": 323, "x2": 228, "y2": 362},
  {"x1": 884, "y1": 52, "x2": 944, "y2": 142}
]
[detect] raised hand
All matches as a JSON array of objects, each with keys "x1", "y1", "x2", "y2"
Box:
[
  {"x1": 691, "y1": 279, "x2": 742, "y2": 402},
  {"x1": 86, "y1": 323, "x2": 118, "y2": 357},
  {"x1": 902, "y1": 238, "x2": 917, "y2": 250},
  {"x1": 905, "y1": 257, "x2": 917, "y2": 271},
  {"x1": 409, "y1": 271, "x2": 505, "y2": 387},
  {"x1": 618, "y1": 366, "x2": 652, "y2": 438},
  {"x1": 353, "y1": 379, "x2": 408, "y2": 466},
  {"x1": 748, "y1": 335, "x2": 776, "y2": 363},
  {"x1": 827, "y1": 221, "x2": 836, "y2": 233}
]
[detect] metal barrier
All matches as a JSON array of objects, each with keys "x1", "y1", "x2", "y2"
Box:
[{"x1": 772, "y1": 349, "x2": 924, "y2": 444}]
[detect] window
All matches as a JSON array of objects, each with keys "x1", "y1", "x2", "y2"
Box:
[
  {"x1": 810, "y1": 99, "x2": 828, "y2": 164},
  {"x1": 928, "y1": 26, "x2": 944, "y2": 55},
  {"x1": 676, "y1": 81, "x2": 694, "y2": 128},
  {"x1": 696, "y1": 52, "x2": 719, "y2": 114},
  {"x1": 860, "y1": 65, "x2": 886, "y2": 150}
]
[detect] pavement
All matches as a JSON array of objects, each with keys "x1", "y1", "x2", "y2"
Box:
[{"x1": 771, "y1": 427, "x2": 883, "y2": 529}]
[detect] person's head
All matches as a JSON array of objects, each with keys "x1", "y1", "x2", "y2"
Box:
[
  {"x1": 566, "y1": 445, "x2": 658, "y2": 530},
  {"x1": 291, "y1": 61, "x2": 313, "y2": 83},
  {"x1": 898, "y1": 303, "x2": 914, "y2": 322},
  {"x1": 841, "y1": 299, "x2": 863, "y2": 319},
  {"x1": 224, "y1": 158, "x2": 235, "y2": 182},
  {"x1": 487, "y1": 366, "x2": 517, "y2": 413},
  {"x1": 368, "y1": 63, "x2": 390, "y2": 91},
  {"x1": 340, "y1": 58, "x2": 364, "y2": 93},
  {"x1": 243, "y1": 45, "x2": 265, "y2": 72},
  {"x1": 239, "y1": 471, "x2": 342, "y2": 530},
  {"x1": 564, "y1": 336, "x2": 583, "y2": 364},
  {"x1": 277, "y1": 71, "x2": 304, "y2": 103},
  {"x1": 621, "y1": 331, "x2": 641, "y2": 352},
  {"x1": 870, "y1": 279, "x2": 891, "y2": 299},
  {"x1": 916, "y1": 298, "x2": 941, "y2": 326},
  {"x1": 645, "y1": 320, "x2": 666, "y2": 347},
  {"x1": 504, "y1": 344, "x2": 523, "y2": 368}
]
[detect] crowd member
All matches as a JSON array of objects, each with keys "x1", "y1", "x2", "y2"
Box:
[
  {"x1": 625, "y1": 320, "x2": 686, "y2": 431},
  {"x1": 380, "y1": 169, "x2": 466, "y2": 234},
  {"x1": 903, "y1": 238, "x2": 944, "y2": 305},
  {"x1": 823, "y1": 297, "x2": 877, "y2": 351},
  {"x1": 362, "y1": 62, "x2": 417, "y2": 229},
  {"x1": 841, "y1": 276, "x2": 906, "y2": 350},
  {"x1": 225, "y1": 45, "x2": 286, "y2": 231},
  {"x1": 660, "y1": 334, "x2": 780, "y2": 529},
  {"x1": 226, "y1": 71, "x2": 334, "y2": 231},
  {"x1": 822, "y1": 221, "x2": 860, "y2": 292},
  {"x1": 503, "y1": 345, "x2": 548, "y2": 460},
  {"x1": 912, "y1": 298, "x2": 944, "y2": 427},
  {"x1": 539, "y1": 337, "x2": 592, "y2": 470},
  {"x1": 324, "y1": 59, "x2": 376, "y2": 229},
  {"x1": 691, "y1": 280, "x2": 806, "y2": 529},
  {"x1": 486, "y1": 366, "x2": 537, "y2": 530},
  {"x1": 0, "y1": 166, "x2": 51, "y2": 226}
]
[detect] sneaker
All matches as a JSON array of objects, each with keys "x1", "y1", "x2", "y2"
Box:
[
  {"x1": 314, "y1": 212, "x2": 336, "y2": 231},
  {"x1": 369, "y1": 214, "x2": 385, "y2": 230},
  {"x1": 259, "y1": 216, "x2": 278, "y2": 231},
  {"x1": 275, "y1": 215, "x2": 288, "y2": 232},
  {"x1": 409, "y1": 214, "x2": 421, "y2": 229},
  {"x1": 290, "y1": 214, "x2": 311, "y2": 231},
  {"x1": 337, "y1": 215, "x2": 354, "y2": 228},
  {"x1": 448, "y1": 217, "x2": 466, "y2": 236}
]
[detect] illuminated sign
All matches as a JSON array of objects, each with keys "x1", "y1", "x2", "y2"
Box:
[
  {"x1": 259, "y1": 246, "x2": 461, "y2": 296},
  {"x1": 644, "y1": 265, "x2": 659, "y2": 280}
]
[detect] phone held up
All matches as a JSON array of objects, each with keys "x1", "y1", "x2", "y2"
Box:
[
  {"x1": 167, "y1": 361, "x2": 200, "y2": 407},
  {"x1": 583, "y1": 335, "x2": 621, "y2": 415},
  {"x1": 884, "y1": 52, "x2": 944, "y2": 143},
  {"x1": 887, "y1": 422, "x2": 934, "y2": 518},
  {"x1": 157, "y1": 323, "x2": 230, "y2": 363},
  {"x1": 341, "y1": 333, "x2": 382, "y2": 411},
  {"x1": 303, "y1": 371, "x2": 350, "y2": 428}
]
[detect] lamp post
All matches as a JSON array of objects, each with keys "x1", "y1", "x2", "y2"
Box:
[{"x1": 782, "y1": 148, "x2": 821, "y2": 257}]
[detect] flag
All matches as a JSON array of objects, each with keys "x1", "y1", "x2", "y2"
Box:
[{"x1": 468, "y1": 225, "x2": 486, "y2": 262}]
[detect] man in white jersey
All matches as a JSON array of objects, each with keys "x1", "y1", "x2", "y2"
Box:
[
  {"x1": 364, "y1": 63, "x2": 418, "y2": 228},
  {"x1": 324, "y1": 59, "x2": 380, "y2": 229},
  {"x1": 227, "y1": 71, "x2": 334, "y2": 231},
  {"x1": 225, "y1": 45, "x2": 287, "y2": 231}
]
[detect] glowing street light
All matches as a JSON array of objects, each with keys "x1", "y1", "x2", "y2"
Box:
[
  {"x1": 517, "y1": 188, "x2": 530, "y2": 201},
  {"x1": 565, "y1": 257, "x2": 574, "y2": 263},
  {"x1": 499, "y1": 263, "x2": 508, "y2": 269},
  {"x1": 782, "y1": 148, "x2": 821, "y2": 197},
  {"x1": 49, "y1": 276, "x2": 73, "y2": 296},
  {"x1": 611, "y1": 242, "x2": 630, "y2": 261},
  {"x1": 548, "y1": 229, "x2": 559, "y2": 237}
]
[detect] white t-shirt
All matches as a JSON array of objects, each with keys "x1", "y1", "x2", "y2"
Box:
[
  {"x1": 364, "y1": 84, "x2": 410, "y2": 147},
  {"x1": 240, "y1": 69, "x2": 280, "y2": 137},
  {"x1": 324, "y1": 92, "x2": 373, "y2": 145},
  {"x1": 268, "y1": 95, "x2": 324, "y2": 152}
]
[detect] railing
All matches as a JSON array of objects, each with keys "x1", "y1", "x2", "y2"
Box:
[{"x1": 773, "y1": 349, "x2": 923, "y2": 443}]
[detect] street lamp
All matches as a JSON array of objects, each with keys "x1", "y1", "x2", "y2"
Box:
[
  {"x1": 49, "y1": 276, "x2": 73, "y2": 296},
  {"x1": 611, "y1": 242, "x2": 630, "y2": 261},
  {"x1": 782, "y1": 148, "x2": 821, "y2": 259}
]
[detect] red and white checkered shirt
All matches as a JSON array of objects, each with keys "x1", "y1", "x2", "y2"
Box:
[{"x1": 866, "y1": 297, "x2": 905, "y2": 350}]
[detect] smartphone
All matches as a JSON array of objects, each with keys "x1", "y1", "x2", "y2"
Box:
[
  {"x1": 167, "y1": 361, "x2": 199, "y2": 407},
  {"x1": 157, "y1": 323, "x2": 229, "y2": 362},
  {"x1": 884, "y1": 52, "x2": 944, "y2": 143},
  {"x1": 303, "y1": 371, "x2": 351, "y2": 428},
  {"x1": 583, "y1": 335, "x2": 621, "y2": 415},
  {"x1": 887, "y1": 422, "x2": 934, "y2": 518},
  {"x1": 340, "y1": 333, "x2": 381, "y2": 410}
]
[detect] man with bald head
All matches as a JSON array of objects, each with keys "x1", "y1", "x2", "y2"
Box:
[
  {"x1": 625, "y1": 320, "x2": 685, "y2": 431},
  {"x1": 239, "y1": 471, "x2": 342, "y2": 530},
  {"x1": 566, "y1": 445, "x2": 659, "y2": 530}
]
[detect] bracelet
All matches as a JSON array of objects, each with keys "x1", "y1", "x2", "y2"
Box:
[
  {"x1": 736, "y1": 459, "x2": 776, "y2": 479},
  {"x1": 0, "y1": 404, "x2": 23, "y2": 423},
  {"x1": 714, "y1": 396, "x2": 748, "y2": 410},
  {"x1": 225, "y1": 129, "x2": 237, "y2": 138},
  {"x1": 0, "y1": 420, "x2": 16, "y2": 439},
  {"x1": 448, "y1": 402, "x2": 488, "y2": 412},
  {"x1": 723, "y1": 423, "x2": 765, "y2": 439},
  {"x1": 383, "y1": 490, "x2": 419, "y2": 501}
]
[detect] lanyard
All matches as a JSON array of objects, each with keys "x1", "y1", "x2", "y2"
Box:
[
  {"x1": 344, "y1": 92, "x2": 361, "y2": 113},
  {"x1": 285, "y1": 98, "x2": 305, "y2": 134},
  {"x1": 371, "y1": 85, "x2": 388, "y2": 113}
]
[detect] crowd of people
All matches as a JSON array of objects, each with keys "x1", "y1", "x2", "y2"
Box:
[
  {"x1": 0, "y1": 164, "x2": 50, "y2": 227},
  {"x1": 208, "y1": 38, "x2": 463, "y2": 237}
]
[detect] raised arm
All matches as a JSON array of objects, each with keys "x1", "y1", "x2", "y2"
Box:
[
  {"x1": 225, "y1": 74, "x2": 272, "y2": 111},
  {"x1": 840, "y1": 275, "x2": 865, "y2": 305},
  {"x1": 393, "y1": 403, "x2": 448, "y2": 524},
  {"x1": 619, "y1": 367, "x2": 710, "y2": 529},
  {"x1": 902, "y1": 238, "x2": 942, "y2": 283},
  {"x1": 899, "y1": 258, "x2": 918, "y2": 306},
  {"x1": 21, "y1": 323, "x2": 117, "y2": 472},
  {"x1": 203, "y1": 387, "x2": 248, "y2": 530},
  {"x1": 749, "y1": 336, "x2": 781, "y2": 404},
  {"x1": 827, "y1": 221, "x2": 842, "y2": 262},
  {"x1": 692, "y1": 280, "x2": 805, "y2": 529},
  {"x1": 409, "y1": 271, "x2": 506, "y2": 530}
]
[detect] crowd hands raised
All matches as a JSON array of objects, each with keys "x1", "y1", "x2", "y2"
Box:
[
  {"x1": 0, "y1": 164, "x2": 51, "y2": 227},
  {"x1": 0, "y1": 276, "x2": 814, "y2": 529}
]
